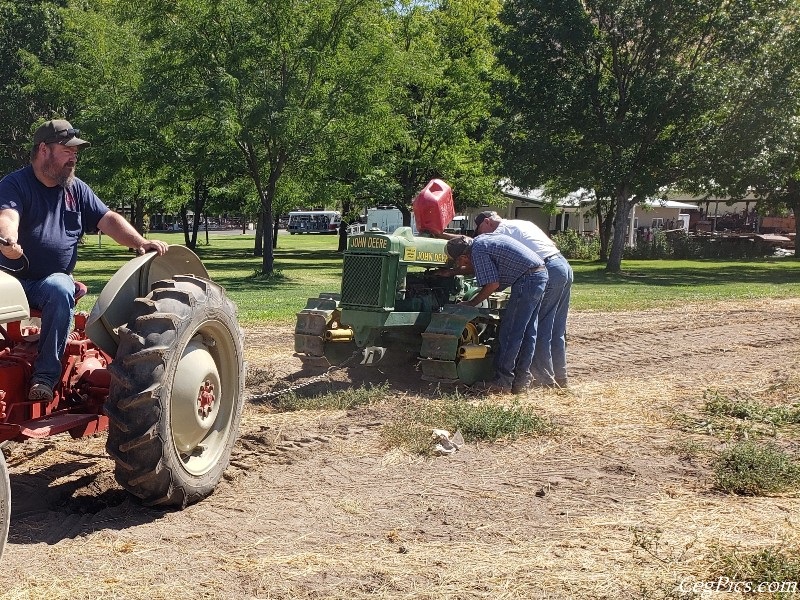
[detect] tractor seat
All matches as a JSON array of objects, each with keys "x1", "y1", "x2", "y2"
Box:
[
  {"x1": 30, "y1": 281, "x2": 88, "y2": 317},
  {"x1": 6, "y1": 281, "x2": 88, "y2": 342}
]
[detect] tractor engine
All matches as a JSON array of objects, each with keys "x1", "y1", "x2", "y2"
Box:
[
  {"x1": 0, "y1": 311, "x2": 111, "y2": 440},
  {"x1": 397, "y1": 271, "x2": 464, "y2": 313},
  {"x1": 294, "y1": 226, "x2": 505, "y2": 384}
]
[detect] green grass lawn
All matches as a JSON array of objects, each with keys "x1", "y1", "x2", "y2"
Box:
[
  {"x1": 74, "y1": 232, "x2": 800, "y2": 325},
  {"x1": 571, "y1": 258, "x2": 800, "y2": 310}
]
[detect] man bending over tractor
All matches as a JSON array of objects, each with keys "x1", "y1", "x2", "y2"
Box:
[
  {"x1": 444, "y1": 234, "x2": 548, "y2": 394},
  {"x1": 473, "y1": 211, "x2": 573, "y2": 389}
]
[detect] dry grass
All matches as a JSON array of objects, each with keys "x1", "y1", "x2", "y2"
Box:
[{"x1": 3, "y1": 305, "x2": 800, "y2": 600}]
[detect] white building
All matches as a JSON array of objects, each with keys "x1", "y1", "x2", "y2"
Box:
[{"x1": 464, "y1": 187, "x2": 699, "y2": 246}]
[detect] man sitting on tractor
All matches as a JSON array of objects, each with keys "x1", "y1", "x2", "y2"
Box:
[{"x1": 0, "y1": 119, "x2": 168, "y2": 402}]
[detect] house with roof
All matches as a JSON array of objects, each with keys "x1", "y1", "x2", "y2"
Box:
[
  {"x1": 454, "y1": 185, "x2": 794, "y2": 251},
  {"x1": 461, "y1": 186, "x2": 700, "y2": 246}
]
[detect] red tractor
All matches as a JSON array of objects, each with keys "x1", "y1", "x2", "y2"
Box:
[{"x1": 0, "y1": 245, "x2": 245, "y2": 558}]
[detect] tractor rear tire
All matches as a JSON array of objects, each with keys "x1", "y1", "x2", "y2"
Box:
[
  {"x1": 1, "y1": 451, "x2": 9, "y2": 559},
  {"x1": 105, "y1": 275, "x2": 245, "y2": 507}
]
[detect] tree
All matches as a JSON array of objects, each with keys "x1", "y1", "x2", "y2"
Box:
[
  {"x1": 685, "y1": 3, "x2": 800, "y2": 254},
  {"x1": 134, "y1": 0, "x2": 393, "y2": 274},
  {"x1": 0, "y1": 0, "x2": 75, "y2": 172},
  {"x1": 20, "y1": 0, "x2": 167, "y2": 236},
  {"x1": 380, "y1": 0, "x2": 502, "y2": 220},
  {"x1": 494, "y1": 0, "x2": 799, "y2": 271}
]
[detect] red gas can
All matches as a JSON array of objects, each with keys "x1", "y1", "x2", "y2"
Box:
[{"x1": 412, "y1": 179, "x2": 455, "y2": 234}]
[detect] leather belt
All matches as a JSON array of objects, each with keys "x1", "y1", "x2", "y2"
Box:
[
  {"x1": 543, "y1": 253, "x2": 562, "y2": 263},
  {"x1": 515, "y1": 265, "x2": 546, "y2": 286}
]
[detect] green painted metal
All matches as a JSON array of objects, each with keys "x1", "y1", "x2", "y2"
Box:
[
  {"x1": 340, "y1": 227, "x2": 450, "y2": 312},
  {"x1": 345, "y1": 227, "x2": 449, "y2": 266},
  {"x1": 418, "y1": 306, "x2": 496, "y2": 385},
  {"x1": 420, "y1": 306, "x2": 480, "y2": 359},
  {"x1": 419, "y1": 356, "x2": 494, "y2": 385},
  {"x1": 295, "y1": 227, "x2": 501, "y2": 384},
  {"x1": 341, "y1": 309, "x2": 433, "y2": 329}
]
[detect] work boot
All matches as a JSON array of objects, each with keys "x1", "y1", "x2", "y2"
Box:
[
  {"x1": 28, "y1": 383, "x2": 54, "y2": 402},
  {"x1": 512, "y1": 379, "x2": 531, "y2": 394}
]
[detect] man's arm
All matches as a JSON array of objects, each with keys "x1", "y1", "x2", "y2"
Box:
[
  {"x1": 0, "y1": 208, "x2": 23, "y2": 259},
  {"x1": 97, "y1": 211, "x2": 169, "y2": 256}
]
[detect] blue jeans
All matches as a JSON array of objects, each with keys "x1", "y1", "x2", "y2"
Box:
[
  {"x1": 494, "y1": 269, "x2": 548, "y2": 388},
  {"x1": 531, "y1": 255, "x2": 573, "y2": 385},
  {"x1": 18, "y1": 273, "x2": 76, "y2": 390}
]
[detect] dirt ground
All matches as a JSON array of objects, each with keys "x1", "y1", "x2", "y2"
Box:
[{"x1": 1, "y1": 298, "x2": 799, "y2": 599}]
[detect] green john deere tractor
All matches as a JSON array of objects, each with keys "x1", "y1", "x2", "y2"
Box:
[{"x1": 294, "y1": 226, "x2": 508, "y2": 384}]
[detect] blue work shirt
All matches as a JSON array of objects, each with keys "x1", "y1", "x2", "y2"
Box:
[
  {"x1": 0, "y1": 165, "x2": 109, "y2": 279},
  {"x1": 471, "y1": 233, "x2": 544, "y2": 290}
]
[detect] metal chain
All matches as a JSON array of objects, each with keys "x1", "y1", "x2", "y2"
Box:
[{"x1": 246, "y1": 349, "x2": 362, "y2": 402}]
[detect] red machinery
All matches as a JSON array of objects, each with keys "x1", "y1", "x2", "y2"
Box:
[
  {"x1": 0, "y1": 244, "x2": 245, "y2": 559},
  {"x1": 0, "y1": 289, "x2": 112, "y2": 444}
]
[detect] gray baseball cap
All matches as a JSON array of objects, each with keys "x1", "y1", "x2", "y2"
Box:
[{"x1": 33, "y1": 119, "x2": 90, "y2": 148}]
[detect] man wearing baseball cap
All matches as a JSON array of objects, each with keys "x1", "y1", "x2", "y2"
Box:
[
  {"x1": 0, "y1": 119, "x2": 169, "y2": 402},
  {"x1": 445, "y1": 233, "x2": 548, "y2": 394},
  {"x1": 30, "y1": 119, "x2": 92, "y2": 149}
]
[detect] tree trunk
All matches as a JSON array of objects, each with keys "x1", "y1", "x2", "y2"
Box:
[
  {"x1": 787, "y1": 178, "x2": 800, "y2": 261},
  {"x1": 236, "y1": 138, "x2": 282, "y2": 273},
  {"x1": 337, "y1": 219, "x2": 349, "y2": 252},
  {"x1": 600, "y1": 214, "x2": 613, "y2": 261},
  {"x1": 261, "y1": 204, "x2": 274, "y2": 274},
  {"x1": 259, "y1": 169, "x2": 282, "y2": 275},
  {"x1": 400, "y1": 204, "x2": 412, "y2": 227},
  {"x1": 186, "y1": 179, "x2": 208, "y2": 250},
  {"x1": 254, "y1": 212, "x2": 263, "y2": 257},
  {"x1": 593, "y1": 196, "x2": 615, "y2": 262},
  {"x1": 179, "y1": 206, "x2": 193, "y2": 249},
  {"x1": 337, "y1": 197, "x2": 353, "y2": 252},
  {"x1": 606, "y1": 192, "x2": 633, "y2": 272},
  {"x1": 133, "y1": 194, "x2": 146, "y2": 234}
]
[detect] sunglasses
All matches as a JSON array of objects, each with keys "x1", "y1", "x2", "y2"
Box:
[{"x1": 44, "y1": 128, "x2": 80, "y2": 144}]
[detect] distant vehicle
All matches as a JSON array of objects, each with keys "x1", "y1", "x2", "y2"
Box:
[
  {"x1": 348, "y1": 207, "x2": 416, "y2": 235},
  {"x1": 347, "y1": 222, "x2": 368, "y2": 235},
  {"x1": 287, "y1": 210, "x2": 341, "y2": 234},
  {"x1": 365, "y1": 207, "x2": 404, "y2": 234},
  {"x1": 445, "y1": 215, "x2": 470, "y2": 235}
]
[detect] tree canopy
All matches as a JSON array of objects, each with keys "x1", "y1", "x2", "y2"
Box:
[
  {"x1": 1, "y1": 0, "x2": 798, "y2": 273},
  {"x1": 493, "y1": 0, "x2": 800, "y2": 270}
]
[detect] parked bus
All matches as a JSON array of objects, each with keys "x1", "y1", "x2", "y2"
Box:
[{"x1": 287, "y1": 210, "x2": 341, "y2": 234}]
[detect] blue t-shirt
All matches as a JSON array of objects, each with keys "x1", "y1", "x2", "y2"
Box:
[{"x1": 0, "y1": 165, "x2": 109, "y2": 279}]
